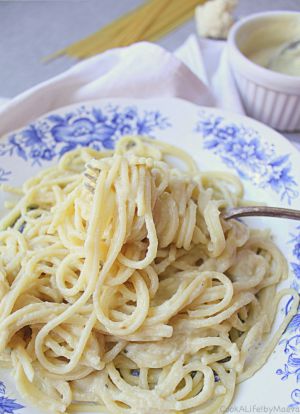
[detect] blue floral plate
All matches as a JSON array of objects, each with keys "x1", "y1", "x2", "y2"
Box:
[{"x1": 1, "y1": 98, "x2": 300, "y2": 414}]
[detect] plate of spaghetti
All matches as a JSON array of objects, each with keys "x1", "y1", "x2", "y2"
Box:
[{"x1": 0, "y1": 98, "x2": 300, "y2": 414}]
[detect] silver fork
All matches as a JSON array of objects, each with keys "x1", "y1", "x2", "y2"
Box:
[
  {"x1": 84, "y1": 164, "x2": 300, "y2": 221},
  {"x1": 84, "y1": 164, "x2": 99, "y2": 193},
  {"x1": 222, "y1": 206, "x2": 300, "y2": 221}
]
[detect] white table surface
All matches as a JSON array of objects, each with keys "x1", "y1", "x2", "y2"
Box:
[{"x1": 0, "y1": 0, "x2": 299, "y2": 141}]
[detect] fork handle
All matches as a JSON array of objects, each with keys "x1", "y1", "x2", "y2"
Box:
[{"x1": 222, "y1": 206, "x2": 300, "y2": 221}]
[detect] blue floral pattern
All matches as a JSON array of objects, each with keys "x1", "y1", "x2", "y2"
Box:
[
  {"x1": 0, "y1": 105, "x2": 170, "y2": 166},
  {"x1": 0, "y1": 381, "x2": 23, "y2": 414},
  {"x1": 276, "y1": 226, "x2": 300, "y2": 406},
  {"x1": 196, "y1": 114, "x2": 298, "y2": 204},
  {"x1": 0, "y1": 169, "x2": 11, "y2": 183},
  {"x1": 290, "y1": 227, "x2": 300, "y2": 291}
]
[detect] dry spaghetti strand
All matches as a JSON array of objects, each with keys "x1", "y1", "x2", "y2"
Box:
[{"x1": 45, "y1": 0, "x2": 206, "y2": 61}]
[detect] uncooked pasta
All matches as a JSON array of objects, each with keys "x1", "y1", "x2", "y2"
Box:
[{"x1": 47, "y1": 0, "x2": 207, "y2": 60}]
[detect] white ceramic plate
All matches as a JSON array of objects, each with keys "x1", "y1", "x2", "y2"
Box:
[{"x1": 1, "y1": 98, "x2": 300, "y2": 414}]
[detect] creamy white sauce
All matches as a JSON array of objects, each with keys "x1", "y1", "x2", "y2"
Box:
[
  {"x1": 241, "y1": 15, "x2": 300, "y2": 77},
  {"x1": 249, "y1": 42, "x2": 300, "y2": 77}
]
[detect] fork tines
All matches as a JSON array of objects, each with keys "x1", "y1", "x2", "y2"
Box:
[
  {"x1": 84, "y1": 163, "x2": 100, "y2": 193},
  {"x1": 84, "y1": 172, "x2": 97, "y2": 183}
]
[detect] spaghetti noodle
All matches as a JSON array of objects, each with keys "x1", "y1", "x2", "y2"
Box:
[
  {"x1": 47, "y1": 0, "x2": 207, "y2": 61},
  {"x1": 0, "y1": 136, "x2": 298, "y2": 414}
]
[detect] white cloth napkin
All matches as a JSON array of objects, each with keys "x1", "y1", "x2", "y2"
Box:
[
  {"x1": 0, "y1": 35, "x2": 298, "y2": 150},
  {"x1": 0, "y1": 98, "x2": 9, "y2": 106},
  {"x1": 175, "y1": 34, "x2": 244, "y2": 115},
  {"x1": 0, "y1": 41, "x2": 215, "y2": 137}
]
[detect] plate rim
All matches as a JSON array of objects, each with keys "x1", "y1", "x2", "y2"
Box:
[{"x1": 0, "y1": 96, "x2": 298, "y2": 159}]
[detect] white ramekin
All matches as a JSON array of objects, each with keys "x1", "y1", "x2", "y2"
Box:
[{"x1": 228, "y1": 11, "x2": 300, "y2": 132}]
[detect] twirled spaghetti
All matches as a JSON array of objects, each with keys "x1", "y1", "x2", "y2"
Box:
[{"x1": 0, "y1": 136, "x2": 298, "y2": 414}]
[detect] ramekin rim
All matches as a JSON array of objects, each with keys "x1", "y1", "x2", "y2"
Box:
[{"x1": 227, "y1": 10, "x2": 300, "y2": 86}]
